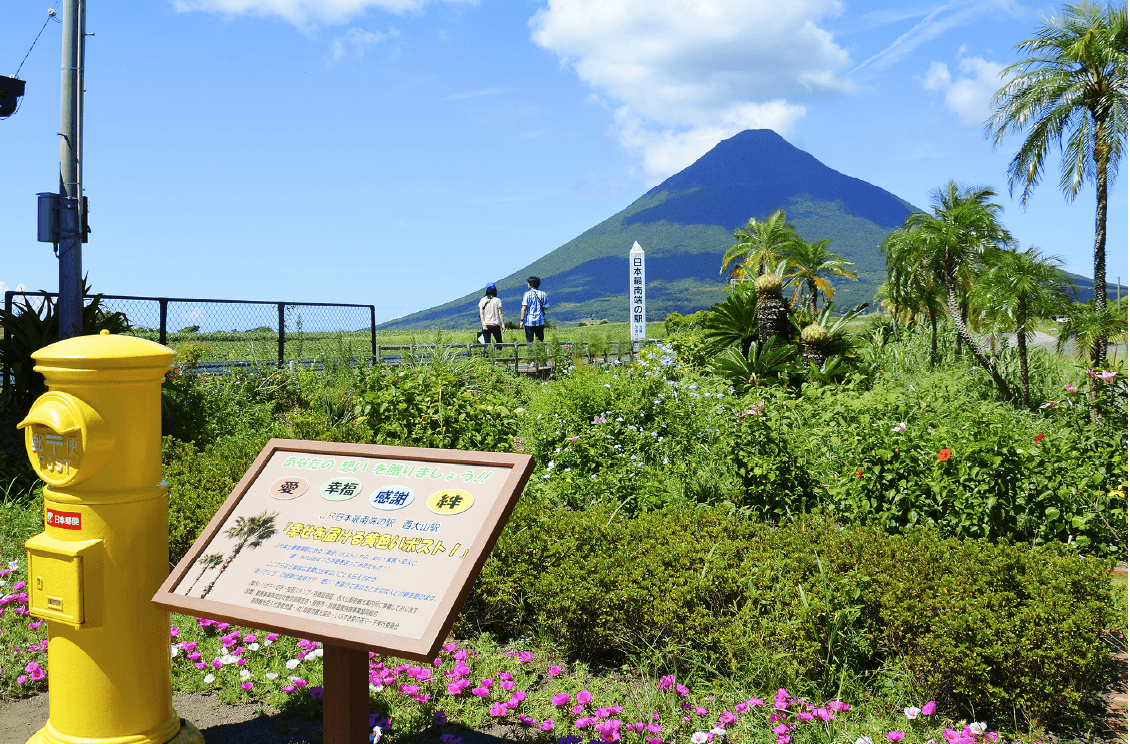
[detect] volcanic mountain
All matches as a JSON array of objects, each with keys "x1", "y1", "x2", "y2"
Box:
[{"x1": 377, "y1": 129, "x2": 1106, "y2": 330}]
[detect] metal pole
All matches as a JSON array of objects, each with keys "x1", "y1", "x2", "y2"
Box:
[
  {"x1": 369, "y1": 305, "x2": 377, "y2": 364},
  {"x1": 277, "y1": 304, "x2": 286, "y2": 367},
  {"x1": 2, "y1": 291, "x2": 12, "y2": 399},
  {"x1": 57, "y1": 0, "x2": 84, "y2": 340},
  {"x1": 158, "y1": 298, "x2": 168, "y2": 347}
]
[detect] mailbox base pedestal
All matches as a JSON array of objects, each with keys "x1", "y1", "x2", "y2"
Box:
[{"x1": 25, "y1": 716, "x2": 204, "y2": 744}]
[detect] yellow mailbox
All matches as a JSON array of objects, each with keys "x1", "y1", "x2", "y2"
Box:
[{"x1": 18, "y1": 330, "x2": 203, "y2": 744}]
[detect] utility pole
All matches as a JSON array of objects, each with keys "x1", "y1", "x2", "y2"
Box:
[{"x1": 57, "y1": 0, "x2": 85, "y2": 339}]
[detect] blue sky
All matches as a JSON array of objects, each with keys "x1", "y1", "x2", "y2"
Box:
[{"x1": 2, "y1": 0, "x2": 1126, "y2": 324}]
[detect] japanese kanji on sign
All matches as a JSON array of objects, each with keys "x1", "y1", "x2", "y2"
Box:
[
  {"x1": 153, "y1": 439, "x2": 535, "y2": 662},
  {"x1": 629, "y1": 241, "x2": 646, "y2": 341}
]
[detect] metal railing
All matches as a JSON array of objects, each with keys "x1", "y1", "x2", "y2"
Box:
[{"x1": 2, "y1": 291, "x2": 376, "y2": 395}]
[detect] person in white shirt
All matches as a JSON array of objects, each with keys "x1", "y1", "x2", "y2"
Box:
[{"x1": 478, "y1": 283, "x2": 504, "y2": 344}]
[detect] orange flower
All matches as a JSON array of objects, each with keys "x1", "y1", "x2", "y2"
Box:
[
  {"x1": 937, "y1": 448, "x2": 952, "y2": 462},
  {"x1": 856, "y1": 468, "x2": 863, "y2": 479},
  {"x1": 1034, "y1": 433, "x2": 1045, "y2": 443}
]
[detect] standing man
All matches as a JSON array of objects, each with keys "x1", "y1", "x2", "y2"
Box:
[{"x1": 519, "y1": 276, "x2": 549, "y2": 342}]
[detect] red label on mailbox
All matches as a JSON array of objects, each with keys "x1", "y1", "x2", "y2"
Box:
[{"x1": 46, "y1": 508, "x2": 82, "y2": 530}]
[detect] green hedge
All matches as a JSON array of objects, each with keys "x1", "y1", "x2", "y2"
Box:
[{"x1": 463, "y1": 503, "x2": 1114, "y2": 727}]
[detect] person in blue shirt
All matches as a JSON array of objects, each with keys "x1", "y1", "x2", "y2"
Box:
[{"x1": 519, "y1": 276, "x2": 549, "y2": 343}]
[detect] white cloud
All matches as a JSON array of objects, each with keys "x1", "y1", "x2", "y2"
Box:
[
  {"x1": 920, "y1": 54, "x2": 1004, "y2": 126},
  {"x1": 174, "y1": 0, "x2": 474, "y2": 27},
  {"x1": 331, "y1": 26, "x2": 399, "y2": 59},
  {"x1": 530, "y1": 0, "x2": 852, "y2": 184},
  {"x1": 922, "y1": 61, "x2": 951, "y2": 91}
]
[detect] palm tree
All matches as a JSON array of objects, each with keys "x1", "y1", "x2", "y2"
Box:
[
  {"x1": 881, "y1": 227, "x2": 946, "y2": 365},
  {"x1": 975, "y1": 246, "x2": 1073, "y2": 405},
  {"x1": 904, "y1": 181, "x2": 1017, "y2": 400},
  {"x1": 782, "y1": 237, "x2": 858, "y2": 316},
  {"x1": 987, "y1": 1, "x2": 1128, "y2": 368},
  {"x1": 200, "y1": 510, "x2": 279, "y2": 599},
  {"x1": 1056, "y1": 299, "x2": 1129, "y2": 361},
  {"x1": 721, "y1": 209, "x2": 798, "y2": 279},
  {"x1": 185, "y1": 553, "x2": 224, "y2": 596}
]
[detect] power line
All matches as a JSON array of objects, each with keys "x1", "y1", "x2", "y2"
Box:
[{"x1": 14, "y1": 7, "x2": 61, "y2": 78}]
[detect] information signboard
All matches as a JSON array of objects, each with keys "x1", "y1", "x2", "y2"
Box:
[{"x1": 153, "y1": 439, "x2": 535, "y2": 662}]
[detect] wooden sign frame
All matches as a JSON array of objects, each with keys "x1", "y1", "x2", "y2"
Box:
[{"x1": 153, "y1": 438, "x2": 535, "y2": 663}]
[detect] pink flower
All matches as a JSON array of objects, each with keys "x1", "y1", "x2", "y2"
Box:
[
  {"x1": 748, "y1": 698, "x2": 765, "y2": 708},
  {"x1": 891, "y1": 422, "x2": 907, "y2": 433},
  {"x1": 549, "y1": 665, "x2": 562, "y2": 676},
  {"x1": 240, "y1": 682, "x2": 253, "y2": 691},
  {"x1": 293, "y1": 678, "x2": 308, "y2": 688},
  {"x1": 719, "y1": 712, "x2": 736, "y2": 724},
  {"x1": 454, "y1": 650, "x2": 467, "y2": 661},
  {"x1": 28, "y1": 620, "x2": 42, "y2": 629},
  {"x1": 773, "y1": 724, "x2": 790, "y2": 735},
  {"x1": 170, "y1": 627, "x2": 179, "y2": 638},
  {"x1": 577, "y1": 689, "x2": 593, "y2": 704},
  {"x1": 17, "y1": 675, "x2": 28, "y2": 684},
  {"x1": 446, "y1": 682, "x2": 465, "y2": 695},
  {"x1": 553, "y1": 693, "x2": 571, "y2": 706},
  {"x1": 1098, "y1": 370, "x2": 1117, "y2": 382},
  {"x1": 283, "y1": 685, "x2": 296, "y2": 694},
  {"x1": 490, "y1": 702, "x2": 508, "y2": 717},
  {"x1": 922, "y1": 701, "x2": 936, "y2": 715},
  {"x1": 777, "y1": 736, "x2": 790, "y2": 744},
  {"x1": 1064, "y1": 383, "x2": 1077, "y2": 393},
  {"x1": 519, "y1": 651, "x2": 534, "y2": 663},
  {"x1": 694, "y1": 707, "x2": 707, "y2": 716},
  {"x1": 501, "y1": 680, "x2": 516, "y2": 691},
  {"x1": 828, "y1": 700, "x2": 850, "y2": 712},
  {"x1": 887, "y1": 733, "x2": 905, "y2": 742},
  {"x1": 472, "y1": 687, "x2": 490, "y2": 698},
  {"x1": 539, "y1": 720, "x2": 554, "y2": 731},
  {"x1": 243, "y1": 634, "x2": 257, "y2": 643},
  {"x1": 194, "y1": 662, "x2": 207, "y2": 670},
  {"x1": 25, "y1": 662, "x2": 45, "y2": 681}
]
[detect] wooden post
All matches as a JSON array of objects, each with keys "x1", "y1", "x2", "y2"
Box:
[{"x1": 323, "y1": 644, "x2": 370, "y2": 744}]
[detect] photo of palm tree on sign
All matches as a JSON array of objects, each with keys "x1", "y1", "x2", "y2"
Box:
[
  {"x1": 184, "y1": 553, "x2": 224, "y2": 596},
  {"x1": 199, "y1": 510, "x2": 279, "y2": 599}
]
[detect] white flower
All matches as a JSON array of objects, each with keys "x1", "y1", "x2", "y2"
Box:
[
  {"x1": 285, "y1": 658, "x2": 301, "y2": 670},
  {"x1": 310, "y1": 647, "x2": 323, "y2": 658},
  {"x1": 265, "y1": 672, "x2": 279, "y2": 680},
  {"x1": 372, "y1": 726, "x2": 382, "y2": 743},
  {"x1": 855, "y1": 738, "x2": 874, "y2": 744},
  {"x1": 7, "y1": 560, "x2": 19, "y2": 570},
  {"x1": 710, "y1": 727, "x2": 726, "y2": 735},
  {"x1": 220, "y1": 655, "x2": 237, "y2": 665},
  {"x1": 203, "y1": 673, "x2": 216, "y2": 684},
  {"x1": 170, "y1": 645, "x2": 179, "y2": 658},
  {"x1": 691, "y1": 733, "x2": 709, "y2": 744},
  {"x1": 891, "y1": 422, "x2": 907, "y2": 433},
  {"x1": 247, "y1": 643, "x2": 260, "y2": 651},
  {"x1": 969, "y1": 723, "x2": 987, "y2": 736},
  {"x1": 904, "y1": 707, "x2": 921, "y2": 720},
  {"x1": 240, "y1": 669, "x2": 252, "y2": 680}
]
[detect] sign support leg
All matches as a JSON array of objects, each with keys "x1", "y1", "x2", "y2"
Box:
[{"x1": 323, "y1": 644, "x2": 369, "y2": 744}]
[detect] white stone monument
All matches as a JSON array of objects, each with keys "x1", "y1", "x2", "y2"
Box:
[{"x1": 630, "y1": 241, "x2": 646, "y2": 342}]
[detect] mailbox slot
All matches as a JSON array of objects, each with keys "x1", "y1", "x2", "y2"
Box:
[{"x1": 25, "y1": 533, "x2": 100, "y2": 628}]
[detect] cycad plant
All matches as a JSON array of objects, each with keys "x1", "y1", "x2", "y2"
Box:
[{"x1": 755, "y1": 273, "x2": 791, "y2": 345}]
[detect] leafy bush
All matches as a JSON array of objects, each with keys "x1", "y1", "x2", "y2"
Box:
[
  {"x1": 522, "y1": 356, "x2": 736, "y2": 513},
  {"x1": 467, "y1": 505, "x2": 1114, "y2": 726},
  {"x1": 353, "y1": 358, "x2": 523, "y2": 452},
  {"x1": 164, "y1": 434, "x2": 267, "y2": 565}
]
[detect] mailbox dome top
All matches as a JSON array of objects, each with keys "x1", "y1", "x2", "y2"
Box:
[{"x1": 32, "y1": 331, "x2": 175, "y2": 377}]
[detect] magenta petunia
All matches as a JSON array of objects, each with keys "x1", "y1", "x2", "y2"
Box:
[
  {"x1": 922, "y1": 701, "x2": 937, "y2": 715},
  {"x1": 553, "y1": 693, "x2": 571, "y2": 706},
  {"x1": 887, "y1": 732, "x2": 905, "y2": 742},
  {"x1": 549, "y1": 665, "x2": 562, "y2": 676},
  {"x1": 577, "y1": 689, "x2": 593, "y2": 704}
]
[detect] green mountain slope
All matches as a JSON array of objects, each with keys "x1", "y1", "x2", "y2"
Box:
[{"x1": 379, "y1": 129, "x2": 1114, "y2": 330}]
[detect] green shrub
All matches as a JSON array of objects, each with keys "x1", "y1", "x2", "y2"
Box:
[
  {"x1": 522, "y1": 360, "x2": 736, "y2": 513},
  {"x1": 164, "y1": 434, "x2": 267, "y2": 565},
  {"x1": 466, "y1": 505, "x2": 1114, "y2": 726},
  {"x1": 353, "y1": 360, "x2": 522, "y2": 452}
]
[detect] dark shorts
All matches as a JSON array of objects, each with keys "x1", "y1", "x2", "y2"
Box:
[{"x1": 524, "y1": 325, "x2": 544, "y2": 343}]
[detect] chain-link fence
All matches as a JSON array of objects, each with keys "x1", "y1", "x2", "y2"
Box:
[{"x1": 2, "y1": 291, "x2": 376, "y2": 375}]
